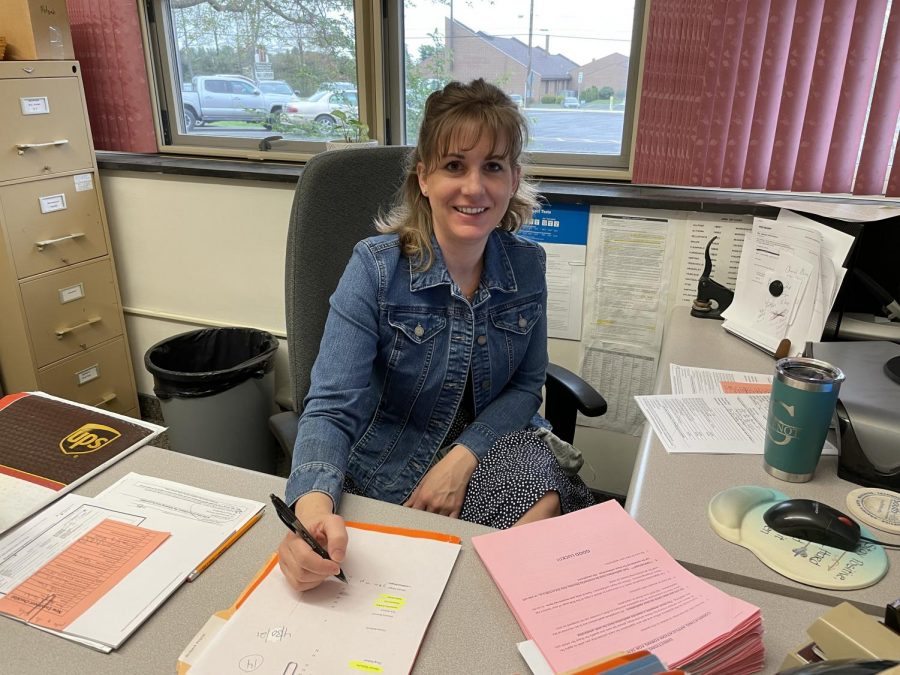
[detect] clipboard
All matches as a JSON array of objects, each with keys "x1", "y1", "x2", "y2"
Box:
[{"x1": 177, "y1": 521, "x2": 461, "y2": 674}]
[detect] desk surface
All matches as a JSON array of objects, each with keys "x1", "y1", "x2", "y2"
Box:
[
  {"x1": 0, "y1": 445, "x2": 858, "y2": 674},
  {"x1": 627, "y1": 309, "x2": 900, "y2": 616}
]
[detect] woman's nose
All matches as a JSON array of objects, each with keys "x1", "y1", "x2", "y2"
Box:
[{"x1": 461, "y1": 170, "x2": 485, "y2": 194}]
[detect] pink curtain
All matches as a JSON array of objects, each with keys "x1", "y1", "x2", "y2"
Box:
[
  {"x1": 633, "y1": 0, "x2": 900, "y2": 197},
  {"x1": 66, "y1": 0, "x2": 157, "y2": 153}
]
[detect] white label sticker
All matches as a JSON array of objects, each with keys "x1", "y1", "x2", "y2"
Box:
[
  {"x1": 39, "y1": 193, "x2": 68, "y2": 214},
  {"x1": 76, "y1": 365, "x2": 100, "y2": 386},
  {"x1": 59, "y1": 283, "x2": 85, "y2": 304},
  {"x1": 20, "y1": 96, "x2": 50, "y2": 115},
  {"x1": 74, "y1": 174, "x2": 94, "y2": 192}
]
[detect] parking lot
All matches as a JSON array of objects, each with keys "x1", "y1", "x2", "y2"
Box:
[{"x1": 189, "y1": 108, "x2": 626, "y2": 156}]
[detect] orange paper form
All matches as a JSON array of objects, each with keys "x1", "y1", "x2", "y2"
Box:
[
  {"x1": 472, "y1": 500, "x2": 759, "y2": 674},
  {"x1": 0, "y1": 518, "x2": 169, "y2": 631},
  {"x1": 720, "y1": 381, "x2": 772, "y2": 394}
]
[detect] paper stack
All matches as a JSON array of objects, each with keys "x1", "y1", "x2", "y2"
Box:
[
  {"x1": 720, "y1": 210, "x2": 855, "y2": 357},
  {"x1": 473, "y1": 500, "x2": 764, "y2": 675}
]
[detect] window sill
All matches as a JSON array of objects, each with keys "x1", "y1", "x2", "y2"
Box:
[{"x1": 95, "y1": 151, "x2": 896, "y2": 217}]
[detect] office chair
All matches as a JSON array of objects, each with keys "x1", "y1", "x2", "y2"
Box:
[{"x1": 269, "y1": 146, "x2": 620, "y2": 503}]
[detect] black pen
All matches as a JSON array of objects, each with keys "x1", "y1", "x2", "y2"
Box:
[{"x1": 269, "y1": 493, "x2": 348, "y2": 583}]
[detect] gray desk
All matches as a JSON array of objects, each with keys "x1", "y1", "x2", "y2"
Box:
[
  {"x1": 627, "y1": 309, "x2": 900, "y2": 616},
  {"x1": 0, "y1": 445, "x2": 858, "y2": 674}
]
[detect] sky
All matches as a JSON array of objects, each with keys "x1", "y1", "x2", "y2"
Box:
[{"x1": 403, "y1": 0, "x2": 637, "y2": 67}]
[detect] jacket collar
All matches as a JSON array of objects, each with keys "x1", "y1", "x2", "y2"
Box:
[{"x1": 409, "y1": 230, "x2": 518, "y2": 294}]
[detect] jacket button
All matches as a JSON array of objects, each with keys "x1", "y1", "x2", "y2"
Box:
[
  {"x1": 518, "y1": 316, "x2": 527, "y2": 328},
  {"x1": 481, "y1": 380, "x2": 491, "y2": 390},
  {"x1": 477, "y1": 335, "x2": 487, "y2": 345},
  {"x1": 414, "y1": 323, "x2": 424, "y2": 337}
]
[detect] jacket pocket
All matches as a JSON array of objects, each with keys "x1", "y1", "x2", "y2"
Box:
[
  {"x1": 490, "y1": 301, "x2": 542, "y2": 335},
  {"x1": 388, "y1": 308, "x2": 447, "y2": 344}
]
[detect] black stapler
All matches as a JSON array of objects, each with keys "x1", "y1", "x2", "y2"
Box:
[{"x1": 691, "y1": 236, "x2": 735, "y2": 320}]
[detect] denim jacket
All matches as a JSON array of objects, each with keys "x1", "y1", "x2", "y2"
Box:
[{"x1": 285, "y1": 229, "x2": 548, "y2": 508}]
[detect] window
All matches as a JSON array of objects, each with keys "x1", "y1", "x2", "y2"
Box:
[{"x1": 145, "y1": 0, "x2": 644, "y2": 174}]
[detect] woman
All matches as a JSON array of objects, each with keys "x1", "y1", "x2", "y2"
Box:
[{"x1": 279, "y1": 79, "x2": 594, "y2": 591}]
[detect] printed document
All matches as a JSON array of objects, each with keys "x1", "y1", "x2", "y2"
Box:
[
  {"x1": 669, "y1": 364, "x2": 773, "y2": 395},
  {"x1": 472, "y1": 500, "x2": 762, "y2": 673},
  {"x1": 186, "y1": 524, "x2": 461, "y2": 675},
  {"x1": 0, "y1": 473, "x2": 264, "y2": 650},
  {"x1": 634, "y1": 393, "x2": 836, "y2": 455}
]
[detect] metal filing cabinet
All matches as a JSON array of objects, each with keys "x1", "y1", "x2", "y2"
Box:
[{"x1": 0, "y1": 61, "x2": 139, "y2": 416}]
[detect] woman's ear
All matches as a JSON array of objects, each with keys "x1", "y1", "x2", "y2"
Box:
[
  {"x1": 416, "y1": 162, "x2": 429, "y2": 197},
  {"x1": 512, "y1": 166, "x2": 522, "y2": 194}
]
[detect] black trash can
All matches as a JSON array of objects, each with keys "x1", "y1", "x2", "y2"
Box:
[{"x1": 144, "y1": 327, "x2": 279, "y2": 473}]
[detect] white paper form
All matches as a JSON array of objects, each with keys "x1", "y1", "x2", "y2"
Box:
[
  {"x1": 634, "y1": 393, "x2": 837, "y2": 455},
  {"x1": 669, "y1": 364, "x2": 773, "y2": 395},
  {"x1": 578, "y1": 214, "x2": 675, "y2": 435},
  {"x1": 675, "y1": 215, "x2": 753, "y2": 305},
  {"x1": 522, "y1": 203, "x2": 590, "y2": 340},
  {"x1": 189, "y1": 526, "x2": 461, "y2": 675},
  {"x1": 0, "y1": 474, "x2": 264, "y2": 649}
]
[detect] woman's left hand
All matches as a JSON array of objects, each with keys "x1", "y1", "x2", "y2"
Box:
[{"x1": 403, "y1": 444, "x2": 478, "y2": 518}]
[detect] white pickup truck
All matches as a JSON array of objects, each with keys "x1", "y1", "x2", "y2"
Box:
[{"x1": 181, "y1": 75, "x2": 295, "y2": 130}]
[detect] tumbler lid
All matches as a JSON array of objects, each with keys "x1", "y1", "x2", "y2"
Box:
[{"x1": 774, "y1": 357, "x2": 845, "y2": 392}]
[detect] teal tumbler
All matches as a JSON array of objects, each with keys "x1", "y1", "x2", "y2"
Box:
[{"x1": 764, "y1": 357, "x2": 845, "y2": 482}]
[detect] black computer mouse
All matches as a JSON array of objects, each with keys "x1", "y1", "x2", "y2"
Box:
[{"x1": 763, "y1": 499, "x2": 862, "y2": 551}]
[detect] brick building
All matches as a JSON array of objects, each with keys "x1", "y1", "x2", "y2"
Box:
[{"x1": 569, "y1": 52, "x2": 630, "y2": 98}]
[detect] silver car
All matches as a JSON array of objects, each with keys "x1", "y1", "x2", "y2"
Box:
[{"x1": 283, "y1": 90, "x2": 359, "y2": 126}]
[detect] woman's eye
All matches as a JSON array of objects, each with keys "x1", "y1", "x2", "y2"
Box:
[
  {"x1": 444, "y1": 160, "x2": 462, "y2": 171},
  {"x1": 485, "y1": 161, "x2": 504, "y2": 172}
]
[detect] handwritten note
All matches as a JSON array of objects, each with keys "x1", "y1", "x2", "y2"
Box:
[{"x1": 0, "y1": 519, "x2": 169, "y2": 630}]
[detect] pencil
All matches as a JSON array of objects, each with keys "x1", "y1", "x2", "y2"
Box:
[{"x1": 187, "y1": 510, "x2": 264, "y2": 582}]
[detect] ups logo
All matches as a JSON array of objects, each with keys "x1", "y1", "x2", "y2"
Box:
[{"x1": 60, "y1": 424, "x2": 121, "y2": 455}]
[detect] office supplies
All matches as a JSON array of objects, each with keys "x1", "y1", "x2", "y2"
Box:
[
  {"x1": 269, "y1": 492, "x2": 347, "y2": 583},
  {"x1": 763, "y1": 499, "x2": 862, "y2": 551},
  {"x1": 0, "y1": 391, "x2": 164, "y2": 534},
  {"x1": 781, "y1": 602, "x2": 900, "y2": 671},
  {"x1": 691, "y1": 236, "x2": 734, "y2": 320},
  {"x1": 846, "y1": 488, "x2": 900, "y2": 536},
  {"x1": 473, "y1": 500, "x2": 764, "y2": 674},
  {"x1": 809, "y1": 341, "x2": 900, "y2": 491},
  {"x1": 0, "y1": 473, "x2": 264, "y2": 651},
  {"x1": 187, "y1": 509, "x2": 264, "y2": 581},
  {"x1": 708, "y1": 486, "x2": 889, "y2": 590},
  {"x1": 180, "y1": 522, "x2": 462, "y2": 674}
]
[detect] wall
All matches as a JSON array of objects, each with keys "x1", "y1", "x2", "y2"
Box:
[{"x1": 100, "y1": 170, "x2": 639, "y2": 497}]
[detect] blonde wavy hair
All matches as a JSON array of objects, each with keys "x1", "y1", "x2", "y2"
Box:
[{"x1": 377, "y1": 79, "x2": 539, "y2": 271}]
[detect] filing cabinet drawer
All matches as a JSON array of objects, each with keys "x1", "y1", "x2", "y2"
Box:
[
  {"x1": 19, "y1": 259, "x2": 124, "y2": 367},
  {"x1": 1, "y1": 173, "x2": 107, "y2": 278},
  {"x1": 0, "y1": 76, "x2": 93, "y2": 182},
  {"x1": 37, "y1": 337, "x2": 138, "y2": 415}
]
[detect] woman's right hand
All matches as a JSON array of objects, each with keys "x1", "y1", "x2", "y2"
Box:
[{"x1": 277, "y1": 492, "x2": 348, "y2": 592}]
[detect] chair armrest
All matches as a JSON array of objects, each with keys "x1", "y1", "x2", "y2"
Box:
[
  {"x1": 269, "y1": 410, "x2": 299, "y2": 460},
  {"x1": 545, "y1": 363, "x2": 608, "y2": 417}
]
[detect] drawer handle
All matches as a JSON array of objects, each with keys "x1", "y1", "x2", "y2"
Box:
[
  {"x1": 55, "y1": 316, "x2": 102, "y2": 338},
  {"x1": 94, "y1": 393, "x2": 117, "y2": 408},
  {"x1": 35, "y1": 232, "x2": 85, "y2": 251},
  {"x1": 16, "y1": 139, "x2": 70, "y2": 155}
]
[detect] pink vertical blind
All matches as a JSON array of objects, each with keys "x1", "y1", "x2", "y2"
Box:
[
  {"x1": 66, "y1": 0, "x2": 157, "y2": 153},
  {"x1": 633, "y1": 0, "x2": 900, "y2": 197}
]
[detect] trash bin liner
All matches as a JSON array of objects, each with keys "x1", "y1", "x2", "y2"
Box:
[{"x1": 145, "y1": 327, "x2": 278, "y2": 399}]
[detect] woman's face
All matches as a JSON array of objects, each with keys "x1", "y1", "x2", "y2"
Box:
[{"x1": 417, "y1": 131, "x2": 520, "y2": 253}]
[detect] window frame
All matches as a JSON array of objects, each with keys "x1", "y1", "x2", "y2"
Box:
[{"x1": 142, "y1": 0, "x2": 644, "y2": 177}]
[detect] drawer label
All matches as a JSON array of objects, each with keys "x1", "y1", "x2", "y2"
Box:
[
  {"x1": 74, "y1": 173, "x2": 94, "y2": 192},
  {"x1": 75, "y1": 364, "x2": 101, "y2": 386},
  {"x1": 20, "y1": 96, "x2": 50, "y2": 115},
  {"x1": 39, "y1": 193, "x2": 68, "y2": 214},
  {"x1": 59, "y1": 282, "x2": 85, "y2": 304}
]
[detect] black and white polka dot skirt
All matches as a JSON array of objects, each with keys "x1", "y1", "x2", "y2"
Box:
[{"x1": 458, "y1": 430, "x2": 595, "y2": 529}]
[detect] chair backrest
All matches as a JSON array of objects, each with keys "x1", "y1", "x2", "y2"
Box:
[{"x1": 285, "y1": 145, "x2": 411, "y2": 412}]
